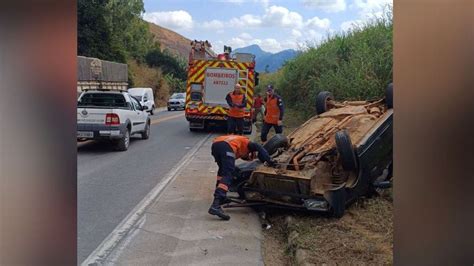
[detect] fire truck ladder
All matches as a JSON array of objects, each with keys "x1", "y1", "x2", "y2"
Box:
[{"x1": 238, "y1": 69, "x2": 249, "y2": 94}]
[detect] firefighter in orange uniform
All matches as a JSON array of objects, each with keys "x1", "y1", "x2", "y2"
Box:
[
  {"x1": 225, "y1": 84, "x2": 246, "y2": 135},
  {"x1": 261, "y1": 85, "x2": 284, "y2": 142},
  {"x1": 209, "y1": 135, "x2": 275, "y2": 220}
]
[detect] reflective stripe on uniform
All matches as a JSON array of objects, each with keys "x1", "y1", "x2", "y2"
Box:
[
  {"x1": 218, "y1": 183, "x2": 229, "y2": 191},
  {"x1": 226, "y1": 151, "x2": 235, "y2": 158}
]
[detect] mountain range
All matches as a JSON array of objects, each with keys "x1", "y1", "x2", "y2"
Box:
[
  {"x1": 233, "y1": 44, "x2": 298, "y2": 73},
  {"x1": 147, "y1": 22, "x2": 297, "y2": 73}
]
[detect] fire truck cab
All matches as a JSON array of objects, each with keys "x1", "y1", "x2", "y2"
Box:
[{"x1": 185, "y1": 40, "x2": 258, "y2": 134}]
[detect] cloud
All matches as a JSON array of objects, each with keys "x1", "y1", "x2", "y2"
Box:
[
  {"x1": 291, "y1": 29, "x2": 302, "y2": 38},
  {"x1": 212, "y1": 0, "x2": 270, "y2": 7},
  {"x1": 305, "y1": 16, "x2": 331, "y2": 30},
  {"x1": 143, "y1": 10, "x2": 193, "y2": 31},
  {"x1": 199, "y1": 5, "x2": 333, "y2": 52},
  {"x1": 229, "y1": 14, "x2": 262, "y2": 27},
  {"x1": 262, "y1": 5, "x2": 304, "y2": 28},
  {"x1": 259, "y1": 38, "x2": 282, "y2": 53},
  {"x1": 227, "y1": 37, "x2": 249, "y2": 48},
  {"x1": 302, "y1": 0, "x2": 346, "y2": 13},
  {"x1": 354, "y1": 0, "x2": 392, "y2": 13},
  {"x1": 353, "y1": 0, "x2": 392, "y2": 19},
  {"x1": 340, "y1": 19, "x2": 364, "y2": 32},
  {"x1": 239, "y1": 32, "x2": 253, "y2": 40},
  {"x1": 202, "y1": 20, "x2": 224, "y2": 30}
]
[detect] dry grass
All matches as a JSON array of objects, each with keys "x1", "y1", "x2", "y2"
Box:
[
  {"x1": 128, "y1": 59, "x2": 170, "y2": 107},
  {"x1": 291, "y1": 192, "x2": 392, "y2": 265},
  {"x1": 148, "y1": 22, "x2": 191, "y2": 59},
  {"x1": 261, "y1": 190, "x2": 393, "y2": 266}
]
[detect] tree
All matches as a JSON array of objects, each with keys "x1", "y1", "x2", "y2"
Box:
[{"x1": 77, "y1": 0, "x2": 126, "y2": 62}]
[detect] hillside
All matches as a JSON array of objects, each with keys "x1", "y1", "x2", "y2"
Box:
[
  {"x1": 233, "y1": 45, "x2": 297, "y2": 73},
  {"x1": 148, "y1": 22, "x2": 191, "y2": 59}
]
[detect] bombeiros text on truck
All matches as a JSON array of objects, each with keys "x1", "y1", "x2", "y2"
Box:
[{"x1": 185, "y1": 40, "x2": 259, "y2": 134}]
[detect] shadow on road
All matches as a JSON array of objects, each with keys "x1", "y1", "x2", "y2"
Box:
[{"x1": 77, "y1": 138, "x2": 143, "y2": 154}]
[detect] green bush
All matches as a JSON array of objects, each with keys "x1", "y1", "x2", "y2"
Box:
[{"x1": 271, "y1": 11, "x2": 392, "y2": 119}]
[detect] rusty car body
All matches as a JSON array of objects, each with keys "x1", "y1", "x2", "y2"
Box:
[{"x1": 227, "y1": 84, "x2": 393, "y2": 217}]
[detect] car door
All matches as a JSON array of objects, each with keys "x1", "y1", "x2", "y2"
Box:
[
  {"x1": 143, "y1": 92, "x2": 151, "y2": 110},
  {"x1": 130, "y1": 96, "x2": 147, "y2": 133},
  {"x1": 148, "y1": 91, "x2": 154, "y2": 109}
]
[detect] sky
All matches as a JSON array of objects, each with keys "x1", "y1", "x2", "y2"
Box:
[{"x1": 143, "y1": 0, "x2": 392, "y2": 53}]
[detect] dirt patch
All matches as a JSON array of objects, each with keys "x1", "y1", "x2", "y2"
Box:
[
  {"x1": 260, "y1": 190, "x2": 393, "y2": 265},
  {"x1": 262, "y1": 217, "x2": 290, "y2": 266}
]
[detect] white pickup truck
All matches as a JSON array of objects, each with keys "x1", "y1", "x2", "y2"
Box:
[{"x1": 77, "y1": 90, "x2": 151, "y2": 151}]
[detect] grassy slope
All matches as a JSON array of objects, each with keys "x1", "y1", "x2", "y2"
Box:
[
  {"x1": 256, "y1": 13, "x2": 393, "y2": 265},
  {"x1": 147, "y1": 22, "x2": 191, "y2": 60},
  {"x1": 256, "y1": 14, "x2": 392, "y2": 119}
]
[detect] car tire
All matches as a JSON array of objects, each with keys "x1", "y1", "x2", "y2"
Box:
[
  {"x1": 141, "y1": 120, "x2": 150, "y2": 139},
  {"x1": 190, "y1": 127, "x2": 199, "y2": 132},
  {"x1": 116, "y1": 128, "x2": 130, "y2": 151},
  {"x1": 386, "y1": 162, "x2": 393, "y2": 181},
  {"x1": 385, "y1": 83, "x2": 393, "y2": 109},
  {"x1": 335, "y1": 130, "x2": 357, "y2": 171},
  {"x1": 167, "y1": 107, "x2": 171, "y2": 111},
  {"x1": 263, "y1": 134, "x2": 289, "y2": 155},
  {"x1": 150, "y1": 106, "x2": 155, "y2": 115},
  {"x1": 326, "y1": 188, "x2": 346, "y2": 218},
  {"x1": 316, "y1": 91, "x2": 334, "y2": 115}
]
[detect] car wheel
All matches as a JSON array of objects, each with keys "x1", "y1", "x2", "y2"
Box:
[
  {"x1": 150, "y1": 106, "x2": 154, "y2": 115},
  {"x1": 116, "y1": 128, "x2": 130, "y2": 151},
  {"x1": 386, "y1": 162, "x2": 393, "y2": 181},
  {"x1": 335, "y1": 130, "x2": 358, "y2": 171},
  {"x1": 385, "y1": 83, "x2": 393, "y2": 109},
  {"x1": 141, "y1": 120, "x2": 150, "y2": 139},
  {"x1": 316, "y1": 91, "x2": 334, "y2": 115},
  {"x1": 325, "y1": 188, "x2": 346, "y2": 218},
  {"x1": 263, "y1": 134, "x2": 289, "y2": 155}
]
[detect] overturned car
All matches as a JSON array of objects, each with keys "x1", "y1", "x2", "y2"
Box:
[{"x1": 227, "y1": 84, "x2": 393, "y2": 217}]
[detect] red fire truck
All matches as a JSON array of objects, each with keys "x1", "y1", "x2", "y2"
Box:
[{"x1": 185, "y1": 40, "x2": 258, "y2": 134}]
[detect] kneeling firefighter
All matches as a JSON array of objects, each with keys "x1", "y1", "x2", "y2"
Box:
[{"x1": 209, "y1": 135, "x2": 275, "y2": 220}]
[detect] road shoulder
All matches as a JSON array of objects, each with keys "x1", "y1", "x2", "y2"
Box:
[{"x1": 107, "y1": 135, "x2": 264, "y2": 265}]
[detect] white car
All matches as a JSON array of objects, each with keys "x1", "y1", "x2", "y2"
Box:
[
  {"x1": 167, "y1": 92, "x2": 186, "y2": 111},
  {"x1": 77, "y1": 90, "x2": 151, "y2": 151},
  {"x1": 128, "y1": 87, "x2": 155, "y2": 115}
]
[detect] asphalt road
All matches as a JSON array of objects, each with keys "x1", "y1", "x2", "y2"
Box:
[{"x1": 77, "y1": 110, "x2": 210, "y2": 263}]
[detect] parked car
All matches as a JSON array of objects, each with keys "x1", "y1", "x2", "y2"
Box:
[
  {"x1": 168, "y1": 92, "x2": 186, "y2": 111},
  {"x1": 226, "y1": 83, "x2": 393, "y2": 218},
  {"x1": 128, "y1": 87, "x2": 155, "y2": 115},
  {"x1": 77, "y1": 90, "x2": 151, "y2": 151}
]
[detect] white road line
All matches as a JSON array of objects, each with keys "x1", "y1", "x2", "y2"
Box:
[{"x1": 81, "y1": 133, "x2": 212, "y2": 266}]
